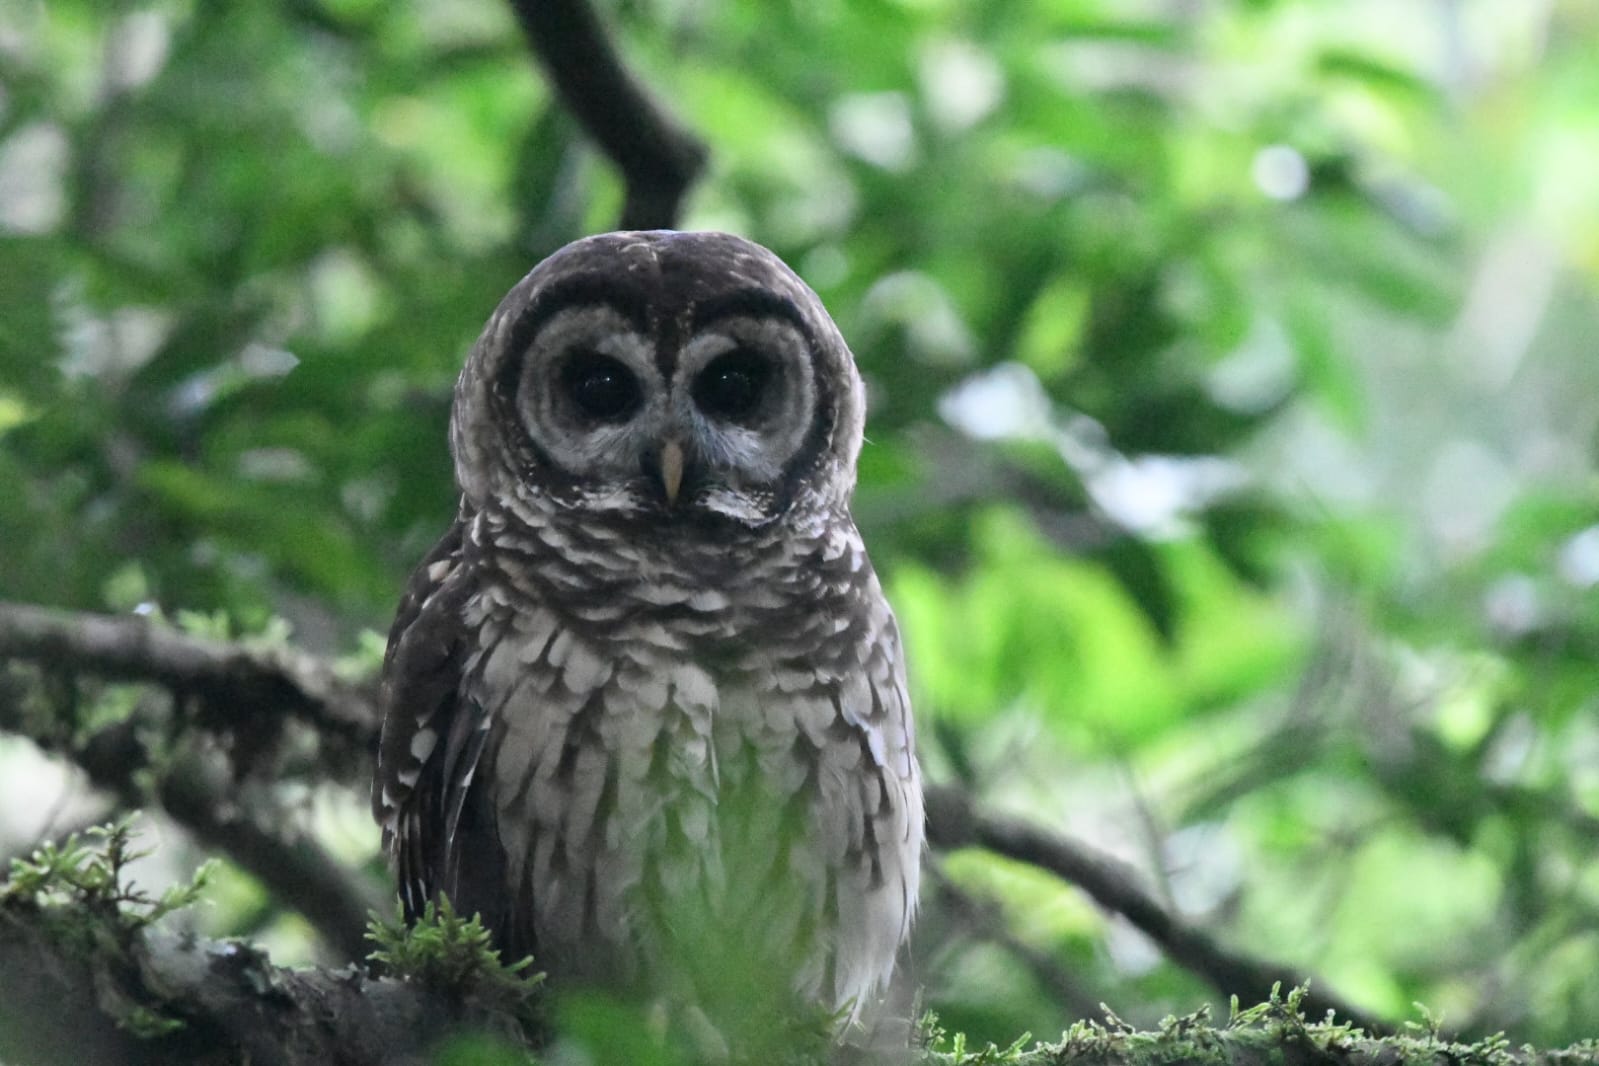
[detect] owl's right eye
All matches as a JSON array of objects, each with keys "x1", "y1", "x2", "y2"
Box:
[{"x1": 561, "y1": 351, "x2": 641, "y2": 421}]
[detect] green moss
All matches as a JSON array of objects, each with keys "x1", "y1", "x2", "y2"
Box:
[
  {"x1": 366, "y1": 895, "x2": 545, "y2": 1024},
  {"x1": 1, "y1": 814, "x2": 213, "y2": 939},
  {"x1": 0, "y1": 814, "x2": 213, "y2": 1037},
  {"x1": 916, "y1": 985, "x2": 1599, "y2": 1066}
]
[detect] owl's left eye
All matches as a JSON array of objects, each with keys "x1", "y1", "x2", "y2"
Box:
[
  {"x1": 693, "y1": 349, "x2": 770, "y2": 424},
  {"x1": 562, "y1": 351, "x2": 642, "y2": 421}
]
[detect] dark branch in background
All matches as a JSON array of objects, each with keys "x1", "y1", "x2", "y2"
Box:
[
  {"x1": 854, "y1": 428, "x2": 1121, "y2": 556},
  {"x1": 924, "y1": 785, "x2": 1385, "y2": 1034},
  {"x1": 505, "y1": 0, "x2": 708, "y2": 230}
]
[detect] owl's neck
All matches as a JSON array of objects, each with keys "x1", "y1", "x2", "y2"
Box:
[{"x1": 459, "y1": 495, "x2": 875, "y2": 659}]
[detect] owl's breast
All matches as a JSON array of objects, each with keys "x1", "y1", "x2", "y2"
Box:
[{"x1": 463, "y1": 576, "x2": 917, "y2": 1007}]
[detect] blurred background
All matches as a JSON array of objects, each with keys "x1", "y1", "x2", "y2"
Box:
[{"x1": 1, "y1": 0, "x2": 1597, "y2": 1048}]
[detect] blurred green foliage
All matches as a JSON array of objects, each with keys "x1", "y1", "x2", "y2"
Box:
[{"x1": 1, "y1": 0, "x2": 1597, "y2": 1050}]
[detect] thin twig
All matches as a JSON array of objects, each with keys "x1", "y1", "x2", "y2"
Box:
[{"x1": 505, "y1": 0, "x2": 708, "y2": 230}]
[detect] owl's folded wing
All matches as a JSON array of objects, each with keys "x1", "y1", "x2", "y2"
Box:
[{"x1": 372, "y1": 519, "x2": 489, "y2": 920}]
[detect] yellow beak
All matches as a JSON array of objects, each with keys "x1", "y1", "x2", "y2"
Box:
[{"x1": 659, "y1": 439, "x2": 685, "y2": 506}]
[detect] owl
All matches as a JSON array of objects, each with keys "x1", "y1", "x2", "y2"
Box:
[{"x1": 372, "y1": 231, "x2": 922, "y2": 1030}]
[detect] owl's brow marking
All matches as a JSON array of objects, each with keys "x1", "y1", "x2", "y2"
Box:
[
  {"x1": 506, "y1": 273, "x2": 650, "y2": 365},
  {"x1": 491, "y1": 273, "x2": 650, "y2": 446},
  {"x1": 689, "y1": 287, "x2": 813, "y2": 339}
]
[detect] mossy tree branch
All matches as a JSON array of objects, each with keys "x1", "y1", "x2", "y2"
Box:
[
  {"x1": 1, "y1": 903, "x2": 1594, "y2": 1066},
  {"x1": 3, "y1": 602, "x2": 1384, "y2": 1029},
  {"x1": 0, "y1": 821, "x2": 536, "y2": 1066},
  {"x1": 0, "y1": 908, "x2": 495, "y2": 1066},
  {"x1": 1, "y1": 608, "x2": 1596, "y2": 1062},
  {"x1": 0, "y1": 601, "x2": 376, "y2": 769},
  {"x1": 0, "y1": 601, "x2": 383, "y2": 959}
]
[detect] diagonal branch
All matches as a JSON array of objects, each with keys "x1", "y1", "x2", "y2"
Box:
[
  {"x1": 924, "y1": 785, "x2": 1385, "y2": 1034},
  {"x1": 506, "y1": 0, "x2": 708, "y2": 230},
  {"x1": 924, "y1": 861, "x2": 1105, "y2": 1022}
]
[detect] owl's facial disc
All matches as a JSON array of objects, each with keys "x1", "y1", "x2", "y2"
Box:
[
  {"x1": 668, "y1": 313, "x2": 818, "y2": 522},
  {"x1": 514, "y1": 306, "x2": 668, "y2": 509},
  {"x1": 500, "y1": 259, "x2": 839, "y2": 528}
]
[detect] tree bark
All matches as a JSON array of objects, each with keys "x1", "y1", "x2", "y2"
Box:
[
  {"x1": 0, "y1": 910, "x2": 478, "y2": 1066},
  {"x1": 505, "y1": 0, "x2": 707, "y2": 230}
]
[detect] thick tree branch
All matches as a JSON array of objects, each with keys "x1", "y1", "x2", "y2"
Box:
[
  {"x1": 924, "y1": 785, "x2": 1385, "y2": 1034},
  {"x1": 1, "y1": 905, "x2": 1590, "y2": 1066},
  {"x1": 0, "y1": 602, "x2": 384, "y2": 959},
  {"x1": 505, "y1": 0, "x2": 708, "y2": 229},
  {"x1": 0, "y1": 601, "x2": 378, "y2": 767},
  {"x1": 0, "y1": 913, "x2": 497, "y2": 1066},
  {"x1": 1, "y1": 602, "x2": 1395, "y2": 1032}
]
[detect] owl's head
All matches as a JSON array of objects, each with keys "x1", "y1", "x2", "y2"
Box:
[{"x1": 451, "y1": 231, "x2": 866, "y2": 531}]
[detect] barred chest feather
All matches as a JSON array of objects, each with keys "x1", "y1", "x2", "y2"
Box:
[{"x1": 454, "y1": 505, "x2": 921, "y2": 1010}]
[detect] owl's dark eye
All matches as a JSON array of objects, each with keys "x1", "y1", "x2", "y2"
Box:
[
  {"x1": 562, "y1": 351, "x2": 641, "y2": 421},
  {"x1": 693, "y1": 349, "x2": 770, "y2": 423}
]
